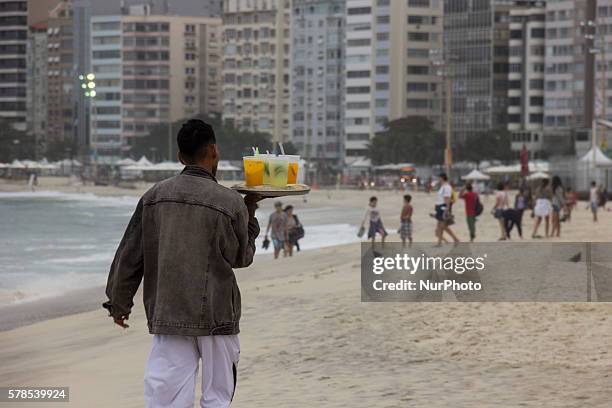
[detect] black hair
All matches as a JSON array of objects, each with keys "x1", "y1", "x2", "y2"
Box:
[
  {"x1": 177, "y1": 119, "x2": 216, "y2": 164},
  {"x1": 439, "y1": 173, "x2": 448, "y2": 181},
  {"x1": 403, "y1": 194, "x2": 412, "y2": 203},
  {"x1": 466, "y1": 183, "x2": 473, "y2": 192},
  {"x1": 284, "y1": 205, "x2": 294, "y2": 212},
  {"x1": 551, "y1": 175, "x2": 563, "y2": 192},
  {"x1": 591, "y1": 181, "x2": 597, "y2": 187},
  {"x1": 369, "y1": 196, "x2": 377, "y2": 203}
]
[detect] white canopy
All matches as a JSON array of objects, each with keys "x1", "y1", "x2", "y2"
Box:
[
  {"x1": 116, "y1": 158, "x2": 137, "y2": 166},
  {"x1": 9, "y1": 159, "x2": 26, "y2": 169},
  {"x1": 55, "y1": 159, "x2": 82, "y2": 167},
  {"x1": 485, "y1": 161, "x2": 549, "y2": 175},
  {"x1": 526, "y1": 171, "x2": 550, "y2": 180},
  {"x1": 461, "y1": 169, "x2": 490, "y2": 181},
  {"x1": 347, "y1": 157, "x2": 372, "y2": 168},
  {"x1": 578, "y1": 146, "x2": 612, "y2": 167},
  {"x1": 218, "y1": 160, "x2": 240, "y2": 172},
  {"x1": 136, "y1": 156, "x2": 153, "y2": 167}
]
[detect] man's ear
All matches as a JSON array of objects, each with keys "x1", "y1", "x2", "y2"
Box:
[
  {"x1": 210, "y1": 144, "x2": 219, "y2": 160},
  {"x1": 177, "y1": 152, "x2": 186, "y2": 165}
]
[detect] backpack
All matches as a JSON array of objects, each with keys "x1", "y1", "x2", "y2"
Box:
[{"x1": 474, "y1": 194, "x2": 484, "y2": 217}]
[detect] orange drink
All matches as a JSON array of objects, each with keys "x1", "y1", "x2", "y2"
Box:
[
  {"x1": 279, "y1": 155, "x2": 300, "y2": 184},
  {"x1": 243, "y1": 156, "x2": 264, "y2": 186}
]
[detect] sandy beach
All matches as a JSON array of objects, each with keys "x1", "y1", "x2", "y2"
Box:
[{"x1": 1, "y1": 177, "x2": 612, "y2": 407}]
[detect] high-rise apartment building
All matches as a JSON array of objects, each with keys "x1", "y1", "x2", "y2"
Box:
[
  {"x1": 90, "y1": 11, "x2": 222, "y2": 161},
  {"x1": 222, "y1": 0, "x2": 292, "y2": 143},
  {"x1": 72, "y1": 0, "x2": 223, "y2": 159},
  {"x1": 0, "y1": 0, "x2": 28, "y2": 130},
  {"x1": 344, "y1": 0, "x2": 442, "y2": 162},
  {"x1": 26, "y1": 21, "x2": 48, "y2": 157},
  {"x1": 443, "y1": 0, "x2": 513, "y2": 142},
  {"x1": 47, "y1": 0, "x2": 75, "y2": 151},
  {"x1": 507, "y1": 1, "x2": 546, "y2": 157},
  {"x1": 291, "y1": 0, "x2": 345, "y2": 167}
]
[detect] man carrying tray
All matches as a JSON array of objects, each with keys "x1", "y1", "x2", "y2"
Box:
[{"x1": 103, "y1": 119, "x2": 261, "y2": 407}]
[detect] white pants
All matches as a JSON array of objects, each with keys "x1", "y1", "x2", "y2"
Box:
[{"x1": 144, "y1": 335, "x2": 240, "y2": 408}]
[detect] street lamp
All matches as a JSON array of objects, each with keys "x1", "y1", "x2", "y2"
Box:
[
  {"x1": 79, "y1": 73, "x2": 97, "y2": 180},
  {"x1": 430, "y1": 49, "x2": 456, "y2": 177},
  {"x1": 581, "y1": 19, "x2": 607, "y2": 176}
]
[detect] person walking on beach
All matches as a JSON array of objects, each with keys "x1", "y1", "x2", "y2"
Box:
[
  {"x1": 103, "y1": 119, "x2": 261, "y2": 408},
  {"x1": 284, "y1": 205, "x2": 304, "y2": 256},
  {"x1": 532, "y1": 178, "x2": 552, "y2": 238},
  {"x1": 493, "y1": 182, "x2": 510, "y2": 240},
  {"x1": 590, "y1": 181, "x2": 600, "y2": 222},
  {"x1": 551, "y1": 176, "x2": 565, "y2": 238},
  {"x1": 460, "y1": 183, "x2": 479, "y2": 242},
  {"x1": 361, "y1": 196, "x2": 387, "y2": 248},
  {"x1": 504, "y1": 188, "x2": 527, "y2": 239},
  {"x1": 399, "y1": 194, "x2": 413, "y2": 247},
  {"x1": 564, "y1": 187, "x2": 577, "y2": 222},
  {"x1": 434, "y1": 173, "x2": 459, "y2": 246},
  {"x1": 266, "y1": 201, "x2": 289, "y2": 259}
]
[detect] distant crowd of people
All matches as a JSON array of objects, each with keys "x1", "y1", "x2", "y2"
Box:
[{"x1": 359, "y1": 172, "x2": 607, "y2": 246}]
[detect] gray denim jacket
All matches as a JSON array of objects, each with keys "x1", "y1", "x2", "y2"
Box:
[{"x1": 103, "y1": 165, "x2": 260, "y2": 336}]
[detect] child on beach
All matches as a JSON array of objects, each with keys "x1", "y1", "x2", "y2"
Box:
[
  {"x1": 399, "y1": 194, "x2": 413, "y2": 247},
  {"x1": 361, "y1": 196, "x2": 387, "y2": 248},
  {"x1": 563, "y1": 187, "x2": 577, "y2": 222}
]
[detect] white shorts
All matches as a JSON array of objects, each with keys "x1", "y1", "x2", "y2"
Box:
[
  {"x1": 534, "y1": 198, "x2": 551, "y2": 218},
  {"x1": 144, "y1": 334, "x2": 240, "y2": 408}
]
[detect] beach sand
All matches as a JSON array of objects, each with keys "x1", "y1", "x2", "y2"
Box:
[{"x1": 1, "y1": 178, "x2": 612, "y2": 406}]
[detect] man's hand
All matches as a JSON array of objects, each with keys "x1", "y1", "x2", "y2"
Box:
[
  {"x1": 244, "y1": 194, "x2": 264, "y2": 206},
  {"x1": 113, "y1": 315, "x2": 130, "y2": 329},
  {"x1": 244, "y1": 194, "x2": 264, "y2": 216}
]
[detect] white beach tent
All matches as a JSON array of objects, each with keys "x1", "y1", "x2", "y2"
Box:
[
  {"x1": 578, "y1": 146, "x2": 612, "y2": 167},
  {"x1": 526, "y1": 171, "x2": 550, "y2": 181},
  {"x1": 9, "y1": 159, "x2": 26, "y2": 169},
  {"x1": 136, "y1": 156, "x2": 153, "y2": 167},
  {"x1": 461, "y1": 169, "x2": 490, "y2": 181},
  {"x1": 116, "y1": 158, "x2": 137, "y2": 166}
]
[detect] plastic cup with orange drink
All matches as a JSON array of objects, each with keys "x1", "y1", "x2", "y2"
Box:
[
  {"x1": 243, "y1": 156, "x2": 265, "y2": 186},
  {"x1": 279, "y1": 155, "x2": 300, "y2": 184}
]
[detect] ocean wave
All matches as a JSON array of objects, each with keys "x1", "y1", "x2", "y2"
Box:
[
  {"x1": 0, "y1": 271, "x2": 105, "y2": 306},
  {"x1": 0, "y1": 191, "x2": 138, "y2": 207},
  {"x1": 23, "y1": 244, "x2": 99, "y2": 252},
  {"x1": 43, "y1": 252, "x2": 114, "y2": 264}
]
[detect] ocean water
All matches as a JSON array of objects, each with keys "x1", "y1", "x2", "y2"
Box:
[{"x1": 0, "y1": 192, "x2": 361, "y2": 305}]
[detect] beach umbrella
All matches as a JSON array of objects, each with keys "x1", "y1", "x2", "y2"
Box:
[
  {"x1": 520, "y1": 144, "x2": 529, "y2": 177},
  {"x1": 461, "y1": 169, "x2": 490, "y2": 181}
]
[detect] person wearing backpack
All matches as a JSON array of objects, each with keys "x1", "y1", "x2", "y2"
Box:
[{"x1": 460, "y1": 182, "x2": 480, "y2": 242}]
